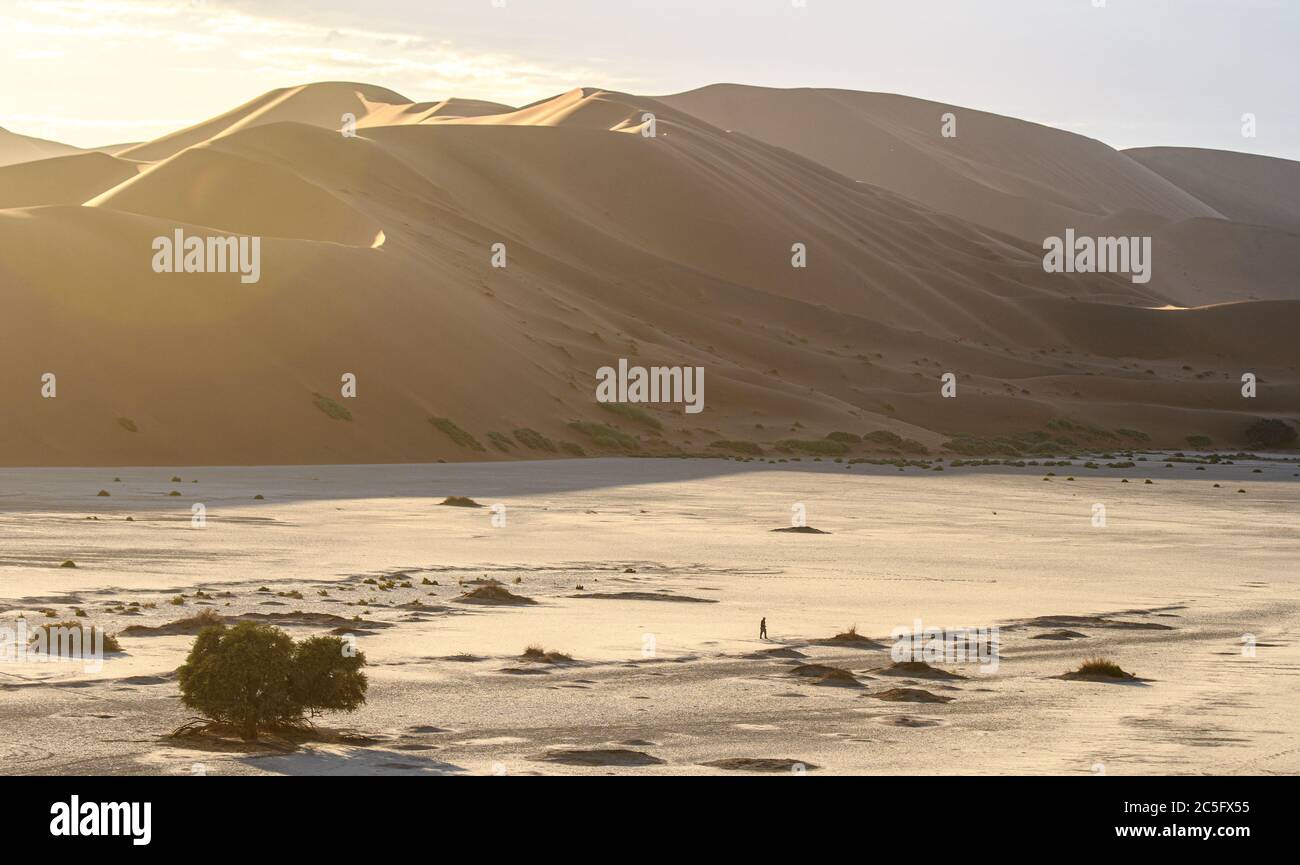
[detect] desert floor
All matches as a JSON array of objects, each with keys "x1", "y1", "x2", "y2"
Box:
[{"x1": 1, "y1": 456, "x2": 1297, "y2": 775}]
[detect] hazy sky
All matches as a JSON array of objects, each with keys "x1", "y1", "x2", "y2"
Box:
[{"x1": 3, "y1": 0, "x2": 1297, "y2": 158}]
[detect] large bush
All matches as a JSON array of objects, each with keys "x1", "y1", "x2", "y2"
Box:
[
  {"x1": 177, "y1": 622, "x2": 367, "y2": 740},
  {"x1": 1244, "y1": 418, "x2": 1297, "y2": 449}
]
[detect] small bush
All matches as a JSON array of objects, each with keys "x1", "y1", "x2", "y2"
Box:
[
  {"x1": 826, "y1": 431, "x2": 862, "y2": 444},
  {"x1": 598, "y1": 402, "x2": 663, "y2": 430},
  {"x1": 560, "y1": 441, "x2": 586, "y2": 456},
  {"x1": 29, "y1": 621, "x2": 121, "y2": 655},
  {"x1": 569, "y1": 421, "x2": 639, "y2": 450},
  {"x1": 117, "y1": 418, "x2": 138, "y2": 433},
  {"x1": 513, "y1": 428, "x2": 557, "y2": 452},
  {"x1": 312, "y1": 393, "x2": 353, "y2": 421},
  {"x1": 776, "y1": 439, "x2": 848, "y2": 456},
  {"x1": 487, "y1": 431, "x2": 515, "y2": 452},
  {"x1": 1075, "y1": 657, "x2": 1130, "y2": 678},
  {"x1": 429, "y1": 417, "x2": 485, "y2": 451},
  {"x1": 710, "y1": 440, "x2": 763, "y2": 455}
]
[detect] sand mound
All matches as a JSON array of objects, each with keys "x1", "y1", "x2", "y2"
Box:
[
  {"x1": 771, "y1": 526, "x2": 831, "y2": 534},
  {"x1": 120, "y1": 609, "x2": 224, "y2": 636},
  {"x1": 438, "y1": 496, "x2": 483, "y2": 508},
  {"x1": 453, "y1": 585, "x2": 536, "y2": 606},
  {"x1": 874, "y1": 661, "x2": 966, "y2": 680},
  {"x1": 869, "y1": 687, "x2": 954, "y2": 703},
  {"x1": 1031, "y1": 629, "x2": 1089, "y2": 641},
  {"x1": 701, "y1": 757, "x2": 816, "y2": 772},
  {"x1": 814, "y1": 627, "x2": 883, "y2": 649},
  {"x1": 535, "y1": 748, "x2": 665, "y2": 767},
  {"x1": 789, "y1": 663, "x2": 862, "y2": 687}
]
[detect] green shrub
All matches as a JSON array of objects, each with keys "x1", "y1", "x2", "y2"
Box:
[
  {"x1": 826, "y1": 431, "x2": 862, "y2": 444},
  {"x1": 177, "y1": 622, "x2": 367, "y2": 740},
  {"x1": 312, "y1": 393, "x2": 353, "y2": 421},
  {"x1": 598, "y1": 403, "x2": 663, "y2": 430},
  {"x1": 776, "y1": 439, "x2": 849, "y2": 456},
  {"x1": 117, "y1": 418, "x2": 138, "y2": 433},
  {"x1": 486, "y1": 431, "x2": 515, "y2": 452},
  {"x1": 1244, "y1": 418, "x2": 1297, "y2": 449},
  {"x1": 569, "y1": 421, "x2": 640, "y2": 450},
  {"x1": 429, "y1": 417, "x2": 485, "y2": 451},
  {"x1": 710, "y1": 440, "x2": 764, "y2": 455},
  {"x1": 512, "y1": 428, "x2": 556, "y2": 452},
  {"x1": 28, "y1": 621, "x2": 121, "y2": 655},
  {"x1": 560, "y1": 441, "x2": 586, "y2": 457},
  {"x1": 865, "y1": 430, "x2": 903, "y2": 447}
]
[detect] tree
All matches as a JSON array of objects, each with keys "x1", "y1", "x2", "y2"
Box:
[{"x1": 177, "y1": 622, "x2": 367, "y2": 740}]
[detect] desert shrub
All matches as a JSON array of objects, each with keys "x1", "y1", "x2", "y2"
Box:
[
  {"x1": 865, "y1": 430, "x2": 903, "y2": 447},
  {"x1": 178, "y1": 622, "x2": 367, "y2": 740},
  {"x1": 777, "y1": 439, "x2": 849, "y2": 456},
  {"x1": 569, "y1": 421, "x2": 640, "y2": 450},
  {"x1": 710, "y1": 440, "x2": 763, "y2": 455},
  {"x1": 486, "y1": 431, "x2": 515, "y2": 452},
  {"x1": 560, "y1": 441, "x2": 586, "y2": 457},
  {"x1": 117, "y1": 418, "x2": 138, "y2": 433},
  {"x1": 1244, "y1": 418, "x2": 1297, "y2": 449},
  {"x1": 1075, "y1": 657, "x2": 1129, "y2": 678},
  {"x1": 28, "y1": 621, "x2": 121, "y2": 655},
  {"x1": 598, "y1": 402, "x2": 663, "y2": 430},
  {"x1": 312, "y1": 393, "x2": 353, "y2": 421},
  {"x1": 512, "y1": 428, "x2": 556, "y2": 452},
  {"x1": 428, "y1": 417, "x2": 485, "y2": 451},
  {"x1": 826, "y1": 431, "x2": 862, "y2": 444}
]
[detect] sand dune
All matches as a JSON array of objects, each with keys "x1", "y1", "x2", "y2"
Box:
[
  {"x1": 0, "y1": 126, "x2": 85, "y2": 168},
  {"x1": 0, "y1": 81, "x2": 1295, "y2": 466},
  {"x1": 0, "y1": 152, "x2": 140, "y2": 208},
  {"x1": 1127, "y1": 146, "x2": 1300, "y2": 234},
  {"x1": 658, "y1": 84, "x2": 1221, "y2": 241}
]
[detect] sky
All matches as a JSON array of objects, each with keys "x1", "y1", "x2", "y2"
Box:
[{"x1": 2, "y1": 0, "x2": 1297, "y2": 159}]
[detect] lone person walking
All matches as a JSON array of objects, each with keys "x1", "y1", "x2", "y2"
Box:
[{"x1": 759, "y1": 617, "x2": 768, "y2": 640}]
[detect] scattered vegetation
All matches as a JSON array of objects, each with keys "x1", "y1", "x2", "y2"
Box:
[
  {"x1": 1185, "y1": 435, "x2": 1213, "y2": 448},
  {"x1": 521, "y1": 644, "x2": 574, "y2": 664},
  {"x1": 117, "y1": 417, "x2": 138, "y2": 433},
  {"x1": 486, "y1": 431, "x2": 515, "y2": 452},
  {"x1": 776, "y1": 438, "x2": 849, "y2": 456},
  {"x1": 709, "y1": 440, "x2": 764, "y2": 455}
]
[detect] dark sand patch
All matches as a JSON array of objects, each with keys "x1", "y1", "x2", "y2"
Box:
[
  {"x1": 872, "y1": 661, "x2": 965, "y2": 681},
  {"x1": 789, "y1": 663, "x2": 862, "y2": 687},
  {"x1": 770, "y1": 526, "x2": 830, "y2": 534},
  {"x1": 869, "y1": 687, "x2": 954, "y2": 704},
  {"x1": 454, "y1": 585, "x2": 536, "y2": 606},
  {"x1": 701, "y1": 757, "x2": 816, "y2": 772},
  {"x1": 1031, "y1": 629, "x2": 1089, "y2": 641},
  {"x1": 535, "y1": 748, "x2": 665, "y2": 767},
  {"x1": 569, "y1": 591, "x2": 717, "y2": 603}
]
